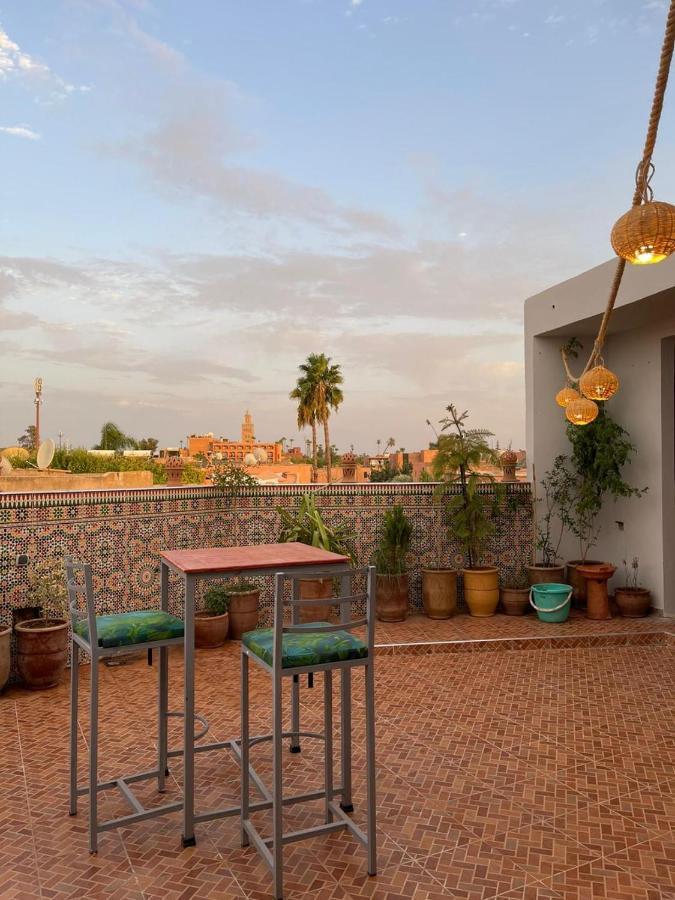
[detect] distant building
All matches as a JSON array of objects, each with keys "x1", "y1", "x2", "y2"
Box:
[{"x1": 186, "y1": 411, "x2": 282, "y2": 465}]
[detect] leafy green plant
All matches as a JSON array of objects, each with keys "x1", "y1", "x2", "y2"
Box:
[
  {"x1": 373, "y1": 504, "x2": 412, "y2": 576},
  {"x1": 212, "y1": 462, "x2": 258, "y2": 544},
  {"x1": 277, "y1": 493, "x2": 355, "y2": 559},
  {"x1": 534, "y1": 457, "x2": 571, "y2": 566},
  {"x1": 203, "y1": 583, "x2": 230, "y2": 616},
  {"x1": 28, "y1": 558, "x2": 69, "y2": 623},
  {"x1": 562, "y1": 407, "x2": 645, "y2": 562},
  {"x1": 431, "y1": 404, "x2": 500, "y2": 567}
]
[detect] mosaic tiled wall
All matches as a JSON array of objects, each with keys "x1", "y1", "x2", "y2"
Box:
[{"x1": 0, "y1": 480, "x2": 533, "y2": 640}]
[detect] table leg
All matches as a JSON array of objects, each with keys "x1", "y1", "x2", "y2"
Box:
[
  {"x1": 158, "y1": 562, "x2": 169, "y2": 793},
  {"x1": 339, "y1": 573, "x2": 353, "y2": 812},
  {"x1": 290, "y1": 578, "x2": 301, "y2": 753},
  {"x1": 182, "y1": 573, "x2": 196, "y2": 847}
]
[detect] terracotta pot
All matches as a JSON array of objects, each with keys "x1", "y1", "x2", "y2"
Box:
[
  {"x1": 298, "y1": 578, "x2": 333, "y2": 624},
  {"x1": 376, "y1": 574, "x2": 409, "y2": 622},
  {"x1": 500, "y1": 587, "x2": 530, "y2": 616},
  {"x1": 0, "y1": 625, "x2": 11, "y2": 692},
  {"x1": 566, "y1": 559, "x2": 603, "y2": 606},
  {"x1": 421, "y1": 569, "x2": 457, "y2": 619},
  {"x1": 578, "y1": 563, "x2": 616, "y2": 621},
  {"x1": 195, "y1": 611, "x2": 229, "y2": 648},
  {"x1": 228, "y1": 590, "x2": 260, "y2": 640},
  {"x1": 462, "y1": 567, "x2": 499, "y2": 617},
  {"x1": 527, "y1": 564, "x2": 565, "y2": 586},
  {"x1": 14, "y1": 618, "x2": 69, "y2": 690},
  {"x1": 615, "y1": 587, "x2": 652, "y2": 618}
]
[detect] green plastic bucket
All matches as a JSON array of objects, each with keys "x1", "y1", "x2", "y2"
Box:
[{"x1": 529, "y1": 583, "x2": 572, "y2": 623}]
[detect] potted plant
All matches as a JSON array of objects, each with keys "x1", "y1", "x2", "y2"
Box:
[
  {"x1": 615, "y1": 557, "x2": 651, "y2": 617},
  {"x1": 0, "y1": 621, "x2": 10, "y2": 692},
  {"x1": 420, "y1": 425, "x2": 457, "y2": 618},
  {"x1": 560, "y1": 409, "x2": 645, "y2": 606},
  {"x1": 224, "y1": 580, "x2": 261, "y2": 640},
  {"x1": 195, "y1": 583, "x2": 230, "y2": 648},
  {"x1": 15, "y1": 558, "x2": 69, "y2": 689},
  {"x1": 527, "y1": 460, "x2": 566, "y2": 586},
  {"x1": 373, "y1": 504, "x2": 412, "y2": 622},
  {"x1": 432, "y1": 404, "x2": 500, "y2": 617},
  {"x1": 277, "y1": 493, "x2": 355, "y2": 623},
  {"x1": 500, "y1": 567, "x2": 530, "y2": 616}
]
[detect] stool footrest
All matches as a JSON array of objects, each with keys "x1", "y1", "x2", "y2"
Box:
[
  {"x1": 165, "y1": 710, "x2": 210, "y2": 743},
  {"x1": 264, "y1": 819, "x2": 348, "y2": 848}
]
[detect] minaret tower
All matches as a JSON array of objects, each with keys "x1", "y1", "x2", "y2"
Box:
[{"x1": 241, "y1": 410, "x2": 255, "y2": 444}]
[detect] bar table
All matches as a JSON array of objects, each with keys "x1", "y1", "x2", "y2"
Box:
[{"x1": 159, "y1": 542, "x2": 353, "y2": 847}]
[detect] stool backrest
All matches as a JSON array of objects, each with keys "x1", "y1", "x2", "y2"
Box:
[
  {"x1": 64, "y1": 557, "x2": 98, "y2": 647},
  {"x1": 273, "y1": 565, "x2": 376, "y2": 669}
]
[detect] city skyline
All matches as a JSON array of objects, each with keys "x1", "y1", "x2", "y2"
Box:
[{"x1": 2, "y1": 1, "x2": 674, "y2": 451}]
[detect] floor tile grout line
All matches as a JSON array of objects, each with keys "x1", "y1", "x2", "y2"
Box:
[{"x1": 14, "y1": 700, "x2": 44, "y2": 900}]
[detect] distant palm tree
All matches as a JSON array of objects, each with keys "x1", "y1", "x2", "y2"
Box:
[
  {"x1": 386, "y1": 437, "x2": 396, "y2": 453},
  {"x1": 290, "y1": 353, "x2": 344, "y2": 484},
  {"x1": 95, "y1": 422, "x2": 136, "y2": 451}
]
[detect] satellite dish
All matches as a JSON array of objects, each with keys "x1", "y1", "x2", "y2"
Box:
[
  {"x1": 36, "y1": 439, "x2": 55, "y2": 470},
  {"x1": 0, "y1": 456, "x2": 13, "y2": 475}
]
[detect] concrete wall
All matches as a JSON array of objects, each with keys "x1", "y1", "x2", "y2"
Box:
[
  {"x1": 525, "y1": 257, "x2": 675, "y2": 614},
  {"x1": 0, "y1": 470, "x2": 154, "y2": 493}
]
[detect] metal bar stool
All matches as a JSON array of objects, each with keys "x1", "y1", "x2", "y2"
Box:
[
  {"x1": 65, "y1": 557, "x2": 199, "y2": 853},
  {"x1": 240, "y1": 565, "x2": 377, "y2": 900}
]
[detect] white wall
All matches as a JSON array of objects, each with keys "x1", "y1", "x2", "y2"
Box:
[{"x1": 525, "y1": 258, "x2": 675, "y2": 614}]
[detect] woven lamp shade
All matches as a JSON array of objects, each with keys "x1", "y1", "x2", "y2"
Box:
[
  {"x1": 579, "y1": 365, "x2": 619, "y2": 402},
  {"x1": 611, "y1": 201, "x2": 675, "y2": 264},
  {"x1": 565, "y1": 397, "x2": 599, "y2": 426},
  {"x1": 555, "y1": 386, "x2": 581, "y2": 408}
]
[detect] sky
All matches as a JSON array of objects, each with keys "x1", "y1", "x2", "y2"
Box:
[{"x1": 2, "y1": 0, "x2": 675, "y2": 454}]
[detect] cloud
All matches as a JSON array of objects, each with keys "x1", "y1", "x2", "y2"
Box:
[
  {"x1": 0, "y1": 24, "x2": 89, "y2": 101},
  {"x1": 0, "y1": 124, "x2": 40, "y2": 140}
]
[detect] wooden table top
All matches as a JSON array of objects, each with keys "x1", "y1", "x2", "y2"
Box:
[{"x1": 160, "y1": 542, "x2": 351, "y2": 575}]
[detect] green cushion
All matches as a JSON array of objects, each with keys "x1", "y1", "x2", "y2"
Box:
[
  {"x1": 242, "y1": 622, "x2": 367, "y2": 669},
  {"x1": 75, "y1": 610, "x2": 184, "y2": 648}
]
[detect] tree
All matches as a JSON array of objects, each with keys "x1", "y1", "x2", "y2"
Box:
[
  {"x1": 95, "y1": 422, "x2": 137, "y2": 451},
  {"x1": 432, "y1": 404, "x2": 500, "y2": 567},
  {"x1": 17, "y1": 425, "x2": 37, "y2": 451},
  {"x1": 137, "y1": 437, "x2": 158, "y2": 452},
  {"x1": 290, "y1": 353, "x2": 344, "y2": 484}
]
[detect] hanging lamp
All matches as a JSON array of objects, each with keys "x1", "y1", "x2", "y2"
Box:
[
  {"x1": 565, "y1": 397, "x2": 599, "y2": 426},
  {"x1": 579, "y1": 362, "x2": 620, "y2": 402},
  {"x1": 558, "y1": 0, "x2": 675, "y2": 422},
  {"x1": 555, "y1": 385, "x2": 580, "y2": 408}
]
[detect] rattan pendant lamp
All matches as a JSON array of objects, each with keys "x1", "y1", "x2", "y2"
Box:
[{"x1": 558, "y1": 0, "x2": 675, "y2": 424}]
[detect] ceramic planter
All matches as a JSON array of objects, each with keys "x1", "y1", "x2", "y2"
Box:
[
  {"x1": 298, "y1": 578, "x2": 333, "y2": 624},
  {"x1": 526, "y1": 564, "x2": 565, "y2": 586},
  {"x1": 228, "y1": 590, "x2": 260, "y2": 640},
  {"x1": 376, "y1": 574, "x2": 409, "y2": 622},
  {"x1": 566, "y1": 559, "x2": 603, "y2": 606},
  {"x1": 421, "y1": 568, "x2": 457, "y2": 618},
  {"x1": 500, "y1": 587, "x2": 530, "y2": 616},
  {"x1": 14, "y1": 618, "x2": 69, "y2": 689},
  {"x1": 0, "y1": 624, "x2": 11, "y2": 692},
  {"x1": 195, "y1": 611, "x2": 229, "y2": 648},
  {"x1": 462, "y1": 567, "x2": 499, "y2": 617},
  {"x1": 615, "y1": 587, "x2": 651, "y2": 618},
  {"x1": 578, "y1": 563, "x2": 616, "y2": 620}
]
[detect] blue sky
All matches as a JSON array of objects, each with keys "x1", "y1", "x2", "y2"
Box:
[{"x1": 2, "y1": 0, "x2": 674, "y2": 452}]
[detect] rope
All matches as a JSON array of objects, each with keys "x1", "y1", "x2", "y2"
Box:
[{"x1": 563, "y1": 0, "x2": 675, "y2": 383}]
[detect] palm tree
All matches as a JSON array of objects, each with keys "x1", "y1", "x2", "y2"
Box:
[
  {"x1": 95, "y1": 422, "x2": 136, "y2": 451},
  {"x1": 290, "y1": 354, "x2": 344, "y2": 484}
]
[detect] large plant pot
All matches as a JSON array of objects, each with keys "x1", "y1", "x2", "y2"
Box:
[
  {"x1": 14, "y1": 618, "x2": 68, "y2": 690},
  {"x1": 500, "y1": 587, "x2": 530, "y2": 616},
  {"x1": 0, "y1": 625, "x2": 11, "y2": 692},
  {"x1": 578, "y1": 564, "x2": 616, "y2": 621},
  {"x1": 299, "y1": 578, "x2": 333, "y2": 624},
  {"x1": 615, "y1": 587, "x2": 652, "y2": 618},
  {"x1": 566, "y1": 559, "x2": 603, "y2": 607},
  {"x1": 527, "y1": 565, "x2": 565, "y2": 586},
  {"x1": 421, "y1": 568, "x2": 457, "y2": 619},
  {"x1": 195, "y1": 611, "x2": 229, "y2": 648},
  {"x1": 228, "y1": 590, "x2": 260, "y2": 640},
  {"x1": 462, "y1": 567, "x2": 499, "y2": 617},
  {"x1": 376, "y1": 574, "x2": 409, "y2": 622}
]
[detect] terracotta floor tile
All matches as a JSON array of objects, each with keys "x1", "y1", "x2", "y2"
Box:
[
  {"x1": 541, "y1": 859, "x2": 670, "y2": 899},
  {"x1": 419, "y1": 838, "x2": 533, "y2": 898},
  {"x1": 486, "y1": 820, "x2": 600, "y2": 881},
  {"x1": 608, "y1": 832, "x2": 675, "y2": 896}
]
